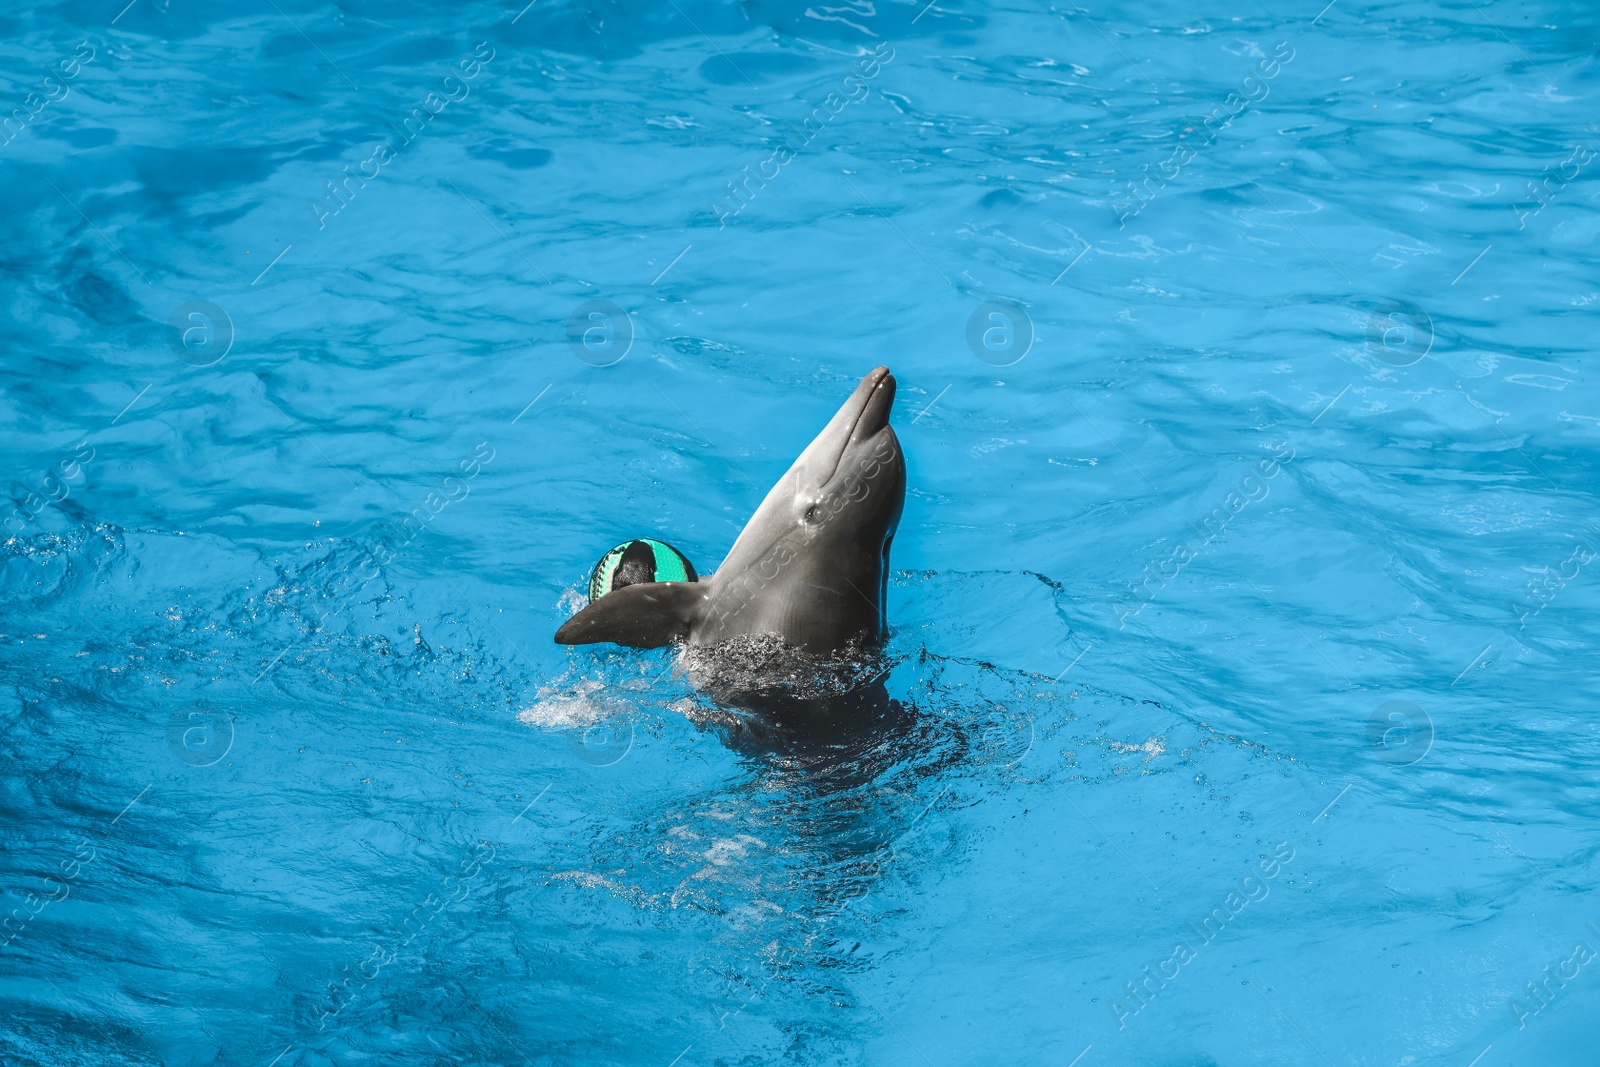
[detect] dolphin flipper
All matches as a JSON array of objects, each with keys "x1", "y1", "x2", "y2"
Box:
[{"x1": 554, "y1": 581, "x2": 707, "y2": 648}]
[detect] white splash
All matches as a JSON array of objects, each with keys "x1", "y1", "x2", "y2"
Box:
[{"x1": 516, "y1": 679, "x2": 609, "y2": 727}]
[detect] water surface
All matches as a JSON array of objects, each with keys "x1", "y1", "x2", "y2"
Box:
[{"x1": 2, "y1": 1, "x2": 1599, "y2": 1064}]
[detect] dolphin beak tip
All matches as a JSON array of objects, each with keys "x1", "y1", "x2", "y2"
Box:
[{"x1": 852, "y1": 366, "x2": 896, "y2": 438}]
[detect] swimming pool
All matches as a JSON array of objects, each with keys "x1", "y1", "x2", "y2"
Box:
[{"x1": 2, "y1": 0, "x2": 1597, "y2": 1063}]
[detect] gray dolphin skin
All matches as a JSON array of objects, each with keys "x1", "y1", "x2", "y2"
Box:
[{"x1": 555, "y1": 366, "x2": 906, "y2": 657}]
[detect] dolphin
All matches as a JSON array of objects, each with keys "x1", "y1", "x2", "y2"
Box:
[{"x1": 555, "y1": 366, "x2": 906, "y2": 659}]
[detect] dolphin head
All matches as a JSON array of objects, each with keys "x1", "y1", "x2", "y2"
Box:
[
  {"x1": 554, "y1": 368, "x2": 907, "y2": 657},
  {"x1": 707, "y1": 367, "x2": 905, "y2": 649}
]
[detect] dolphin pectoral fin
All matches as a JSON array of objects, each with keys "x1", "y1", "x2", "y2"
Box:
[{"x1": 554, "y1": 581, "x2": 705, "y2": 648}]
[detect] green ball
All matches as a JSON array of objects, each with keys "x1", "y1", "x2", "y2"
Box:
[{"x1": 588, "y1": 539, "x2": 698, "y2": 601}]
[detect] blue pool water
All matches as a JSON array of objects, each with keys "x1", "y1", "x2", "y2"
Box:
[{"x1": 3, "y1": 0, "x2": 1599, "y2": 1063}]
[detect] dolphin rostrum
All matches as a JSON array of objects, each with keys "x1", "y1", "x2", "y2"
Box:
[{"x1": 555, "y1": 366, "x2": 906, "y2": 658}]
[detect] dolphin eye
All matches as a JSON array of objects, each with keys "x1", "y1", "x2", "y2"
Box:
[{"x1": 803, "y1": 504, "x2": 821, "y2": 524}]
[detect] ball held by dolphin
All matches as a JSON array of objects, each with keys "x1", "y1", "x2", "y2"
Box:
[{"x1": 555, "y1": 366, "x2": 906, "y2": 658}]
